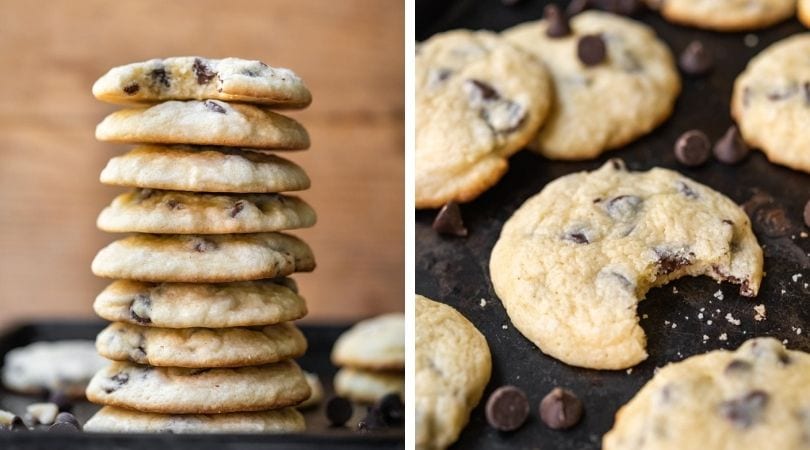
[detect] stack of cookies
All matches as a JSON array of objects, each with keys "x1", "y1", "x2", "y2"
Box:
[
  {"x1": 81, "y1": 57, "x2": 316, "y2": 433},
  {"x1": 331, "y1": 314, "x2": 405, "y2": 404}
]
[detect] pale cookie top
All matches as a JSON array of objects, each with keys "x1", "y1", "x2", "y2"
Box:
[
  {"x1": 100, "y1": 145, "x2": 311, "y2": 193},
  {"x1": 94, "y1": 279, "x2": 307, "y2": 328},
  {"x1": 732, "y1": 34, "x2": 810, "y2": 174},
  {"x1": 604, "y1": 338, "x2": 810, "y2": 450},
  {"x1": 86, "y1": 360, "x2": 310, "y2": 414},
  {"x1": 331, "y1": 313, "x2": 405, "y2": 371},
  {"x1": 334, "y1": 367, "x2": 405, "y2": 404},
  {"x1": 97, "y1": 189, "x2": 316, "y2": 234},
  {"x1": 91, "y1": 232, "x2": 315, "y2": 283},
  {"x1": 84, "y1": 406, "x2": 305, "y2": 434},
  {"x1": 2, "y1": 340, "x2": 108, "y2": 398},
  {"x1": 801, "y1": 0, "x2": 810, "y2": 27},
  {"x1": 504, "y1": 11, "x2": 680, "y2": 160},
  {"x1": 645, "y1": 0, "x2": 794, "y2": 31},
  {"x1": 416, "y1": 295, "x2": 491, "y2": 450},
  {"x1": 96, "y1": 321, "x2": 307, "y2": 368},
  {"x1": 490, "y1": 160, "x2": 763, "y2": 370},
  {"x1": 415, "y1": 30, "x2": 551, "y2": 208},
  {"x1": 96, "y1": 100, "x2": 310, "y2": 150},
  {"x1": 93, "y1": 56, "x2": 311, "y2": 108}
]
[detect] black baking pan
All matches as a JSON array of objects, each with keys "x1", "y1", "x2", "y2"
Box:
[
  {"x1": 0, "y1": 321, "x2": 404, "y2": 449},
  {"x1": 416, "y1": 2, "x2": 810, "y2": 449}
]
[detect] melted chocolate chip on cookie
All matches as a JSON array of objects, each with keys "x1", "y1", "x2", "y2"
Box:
[
  {"x1": 191, "y1": 238, "x2": 218, "y2": 252},
  {"x1": 577, "y1": 34, "x2": 607, "y2": 66},
  {"x1": 720, "y1": 391, "x2": 769, "y2": 428},
  {"x1": 129, "y1": 294, "x2": 152, "y2": 325},
  {"x1": 149, "y1": 67, "x2": 171, "y2": 89},
  {"x1": 230, "y1": 200, "x2": 245, "y2": 218},
  {"x1": 203, "y1": 100, "x2": 227, "y2": 114},
  {"x1": 192, "y1": 58, "x2": 217, "y2": 85},
  {"x1": 123, "y1": 83, "x2": 140, "y2": 95}
]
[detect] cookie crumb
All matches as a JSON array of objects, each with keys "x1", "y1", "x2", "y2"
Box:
[
  {"x1": 744, "y1": 34, "x2": 759, "y2": 47},
  {"x1": 792, "y1": 273, "x2": 803, "y2": 282},
  {"x1": 753, "y1": 304, "x2": 766, "y2": 321},
  {"x1": 725, "y1": 313, "x2": 741, "y2": 326},
  {"x1": 672, "y1": 286, "x2": 679, "y2": 294},
  {"x1": 502, "y1": 324, "x2": 508, "y2": 330},
  {"x1": 698, "y1": 313, "x2": 704, "y2": 319},
  {"x1": 719, "y1": 333, "x2": 728, "y2": 341},
  {"x1": 798, "y1": 328, "x2": 803, "y2": 335},
  {"x1": 626, "y1": 368, "x2": 633, "y2": 375},
  {"x1": 783, "y1": 339, "x2": 789, "y2": 345},
  {"x1": 707, "y1": 320, "x2": 713, "y2": 325},
  {"x1": 713, "y1": 289, "x2": 724, "y2": 300},
  {"x1": 801, "y1": 231, "x2": 808, "y2": 238},
  {"x1": 642, "y1": 314, "x2": 649, "y2": 319},
  {"x1": 672, "y1": 323, "x2": 677, "y2": 329},
  {"x1": 480, "y1": 298, "x2": 487, "y2": 308},
  {"x1": 781, "y1": 289, "x2": 786, "y2": 295}
]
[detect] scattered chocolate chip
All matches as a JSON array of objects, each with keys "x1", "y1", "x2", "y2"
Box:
[
  {"x1": 191, "y1": 238, "x2": 218, "y2": 252},
  {"x1": 466, "y1": 79, "x2": 500, "y2": 101},
  {"x1": 48, "y1": 421, "x2": 80, "y2": 432},
  {"x1": 720, "y1": 391, "x2": 768, "y2": 428},
  {"x1": 357, "y1": 406, "x2": 387, "y2": 431},
  {"x1": 544, "y1": 4, "x2": 571, "y2": 38},
  {"x1": 804, "y1": 200, "x2": 810, "y2": 228},
  {"x1": 203, "y1": 100, "x2": 227, "y2": 114},
  {"x1": 679, "y1": 41, "x2": 713, "y2": 76},
  {"x1": 47, "y1": 391, "x2": 73, "y2": 413},
  {"x1": 674, "y1": 130, "x2": 711, "y2": 167},
  {"x1": 594, "y1": 0, "x2": 641, "y2": 15},
  {"x1": 230, "y1": 200, "x2": 245, "y2": 218},
  {"x1": 486, "y1": 385, "x2": 529, "y2": 432},
  {"x1": 713, "y1": 126, "x2": 750, "y2": 165},
  {"x1": 567, "y1": 0, "x2": 591, "y2": 15},
  {"x1": 192, "y1": 58, "x2": 217, "y2": 84},
  {"x1": 325, "y1": 396, "x2": 353, "y2": 427},
  {"x1": 53, "y1": 412, "x2": 81, "y2": 431},
  {"x1": 123, "y1": 83, "x2": 140, "y2": 95},
  {"x1": 149, "y1": 68, "x2": 170, "y2": 89},
  {"x1": 565, "y1": 231, "x2": 590, "y2": 244},
  {"x1": 655, "y1": 247, "x2": 695, "y2": 275},
  {"x1": 10, "y1": 416, "x2": 28, "y2": 432},
  {"x1": 676, "y1": 181, "x2": 699, "y2": 199},
  {"x1": 378, "y1": 393, "x2": 404, "y2": 426},
  {"x1": 539, "y1": 387, "x2": 583, "y2": 430},
  {"x1": 577, "y1": 34, "x2": 607, "y2": 66},
  {"x1": 724, "y1": 359, "x2": 752, "y2": 375},
  {"x1": 753, "y1": 205, "x2": 793, "y2": 238},
  {"x1": 603, "y1": 195, "x2": 643, "y2": 220},
  {"x1": 129, "y1": 294, "x2": 152, "y2": 325},
  {"x1": 433, "y1": 202, "x2": 468, "y2": 237}
]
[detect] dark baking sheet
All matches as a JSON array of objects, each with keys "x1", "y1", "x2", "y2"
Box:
[
  {"x1": 0, "y1": 321, "x2": 404, "y2": 449},
  {"x1": 416, "y1": 2, "x2": 810, "y2": 449}
]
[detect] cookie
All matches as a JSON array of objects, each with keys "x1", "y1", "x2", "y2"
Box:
[
  {"x1": 96, "y1": 321, "x2": 307, "y2": 368},
  {"x1": 331, "y1": 313, "x2": 405, "y2": 371},
  {"x1": 95, "y1": 100, "x2": 309, "y2": 150},
  {"x1": 731, "y1": 34, "x2": 810, "y2": 173},
  {"x1": 490, "y1": 159, "x2": 763, "y2": 370},
  {"x1": 645, "y1": 0, "x2": 794, "y2": 31},
  {"x1": 415, "y1": 30, "x2": 551, "y2": 208},
  {"x1": 503, "y1": 11, "x2": 680, "y2": 160},
  {"x1": 416, "y1": 295, "x2": 491, "y2": 450},
  {"x1": 97, "y1": 189, "x2": 316, "y2": 234},
  {"x1": 93, "y1": 279, "x2": 306, "y2": 328},
  {"x1": 298, "y1": 372, "x2": 324, "y2": 409},
  {"x1": 604, "y1": 338, "x2": 810, "y2": 449},
  {"x1": 91, "y1": 233, "x2": 315, "y2": 283},
  {"x1": 99, "y1": 145, "x2": 311, "y2": 193},
  {"x1": 801, "y1": 0, "x2": 810, "y2": 27},
  {"x1": 333, "y1": 367, "x2": 405, "y2": 404},
  {"x1": 92, "y1": 57, "x2": 311, "y2": 108},
  {"x1": 85, "y1": 405, "x2": 305, "y2": 433},
  {"x1": 2, "y1": 341, "x2": 108, "y2": 398},
  {"x1": 86, "y1": 360, "x2": 310, "y2": 414}
]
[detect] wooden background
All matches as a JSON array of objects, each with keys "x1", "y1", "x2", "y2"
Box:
[{"x1": 0, "y1": 0, "x2": 404, "y2": 328}]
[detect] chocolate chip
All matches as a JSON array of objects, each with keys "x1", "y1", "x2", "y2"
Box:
[
  {"x1": 203, "y1": 100, "x2": 227, "y2": 114},
  {"x1": 577, "y1": 34, "x2": 607, "y2": 66},
  {"x1": 149, "y1": 68, "x2": 170, "y2": 89},
  {"x1": 123, "y1": 83, "x2": 140, "y2": 95},
  {"x1": 724, "y1": 359, "x2": 752, "y2": 375},
  {"x1": 48, "y1": 421, "x2": 80, "y2": 432},
  {"x1": 544, "y1": 4, "x2": 571, "y2": 38},
  {"x1": 325, "y1": 396, "x2": 353, "y2": 427},
  {"x1": 676, "y1": 181, "x2": 699, "y2": 199},
  {"x1": 433, "y1": 202, "x2": 468, "y2": 237},
  {"x1": 192, "y1": 58, "x2": 217, "y2": 84},
  {"x1": 565, "y1": 231, "x2": 589, "y2": 244},
  {"x1": 129, "y1": 294, "x2": 152, "y2": 325},
  {"x1": 713, "y1": 126, "x2": 750, "y2": 165},
  {"x1": 191, "y1": 238, "x2": 218, "y2": 252},
  {"x1": 377, "y1": 393, "x2": 404, "y2": 426},
  {"x1": 47, "y1": 391, "x2": 73, "y2": 412},
  {"x1": 104, "y1": 372, "x2": 129, "y2": 393},
  {"x1": 720, "y1": 391, "x2": 768, "y2": 428},
  {"x1": 753, "y1": 205, "x2": 793, "y2": 238},
  {"x1": 804, "y1": 200, "x2": 810, "y2": 228},
  {"x1": 165, "y1": 199, "x2": 183, "y2": 210},
  {"x1": 608, "y1": 158, "x2": 627, "y2": 171},
  {"x1": 10, "y1": 416, "x2": 28, "y2": 432},
  {"x1": 357, "y1": 406, "x2": 387, "y2": 431},
  {"x1": 486, "y1": 385, "x2": 529, "y2": 432},
  {"x1": 52, "y1": 412, "x2": 81, "y2": 431},
  {"x1": 766, "y1": 85, "x2": 797, "y2": 101},
  {"x1": 466, "y1": 79, "x2": 500, "y2": 101},
  {"x1": 539, "y1": 387, "x2": 583, "y2": 430},
  {"x1": 230, "y1": 200, "x2": 245, "y2": 218},
  {"x1": 603, "y1": 195, "x2": 643, "y2": 220},
  {"x1": 655, "y1": 247, "x2": 695, "y2": 275},
  {"x1": 567, "y1": 0, "x2": 591, "y2": 15},
  {"x1": 679, "y1": 41, "x2": 713, "y2": 76},
  {"x1": 674, "y1": 130, "x2": 711, "y2": 167}
]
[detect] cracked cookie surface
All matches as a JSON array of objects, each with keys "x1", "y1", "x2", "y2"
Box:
[
  {"x1": 490, "y1": 160, "x2": 763, "y2": 370},
  {"x1": 645, "y1": 0, "x2": 794, "y2": 31},
  {"x1": 415, "y1": 30, "x2": 551, "y2": 208}
]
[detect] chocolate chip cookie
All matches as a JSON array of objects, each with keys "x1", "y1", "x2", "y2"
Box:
[
  {"x1": 334, "y1": 367, "x2": 405, "y2": 404},
  {"x1": 331, "y1": 313, "x2": 405, "y2": 371},
  {"x1": 645, "y1": 0, "x2": 795, "y2": 31}
]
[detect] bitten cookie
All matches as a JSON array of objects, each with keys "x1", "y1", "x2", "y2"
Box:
[
  {"x1": 604, "y1": 338, "x2": 810, "y2": 450},
  {"x1": 86, "y1": 360, "x2": 310, "y2": 414},
  {"x1": 95, "y1": 100, "x2": 309, "y2": 150},
  {"x1": 96, "y1": 322, "x2": 307, "y2": 368},
  {"x1": 2, "y1": 341, "x2": 108, "y2": 398},
  {"x1": 416, "y1": 295, "x2": 491, "y2": 450},
  {"x1": 85, "y1": 405, "x2": 305, "y2": 433},
  {"x1": 92, "y1": 56, "x2": 311, "y2": 108},
  {"x1": 97, "y1": 189, "x2": 316, "y2": 234},
  {"x1": 503, "y1": 11, "x2": 680, "y2": 160},
  {"x1": 100, "y1": 145, "x2": 311, "y2": 193},
  {"x1": 91, "y1": 233, "x2": 315, "y2": 283},
  {"x1": 93, "y1": 279, "x2": 307, "y2": 328},
  {"x1": 415, "y1": 30, "x2": 551, "y2": 208},
  {"x1": 645, "y1": 0, "x2": 794, "y2": 31},
  {"x1": 490, "y1": 160, "x2": 763, "y2": 370},
  {"x1": 334, "y1": 368, "x2": 405, "y2": 404},
  {"x1": 331, "y1": 313, "x2": 405, "y2": 371},
  {"x1": 731, "y1": 34, "x2": 810, "y2": 173}
]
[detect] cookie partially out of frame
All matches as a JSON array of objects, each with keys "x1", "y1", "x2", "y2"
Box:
[
  {"x1": 93, "y1": 56, "x2": 311, "y2": 108},
  {"x1": 96, "y1": 100, "x2": 309, "y2": 150},
  {"x1": 2, "y1": 341, "x2": 107, "y2": 398},
  {"x1": 86, "y1": 360, "x2": 310, "y2": 414},
  {"x1": 801, "y1": 0, "x2": 810, "y2": 27},
  {"x1": 91, "y1": 233, "x2": 315, "y2": 283},
  {"x1": 331, "y1": 313, "x2": 405, "y2": 371},
  {"x1": 490, "y1": 160, "x2": 763, "y2": 370},
  {"x1": 645, "y1": 0, "x2": 795, "y2": 31}
]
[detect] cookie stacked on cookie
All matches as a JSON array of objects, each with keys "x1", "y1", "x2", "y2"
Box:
[
  {"x1": 331, "y1": 313, "x2": 405, "y2": 404},
  {"x1": 82, "y1": 57, "x2": 315, "y2": 433}
]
